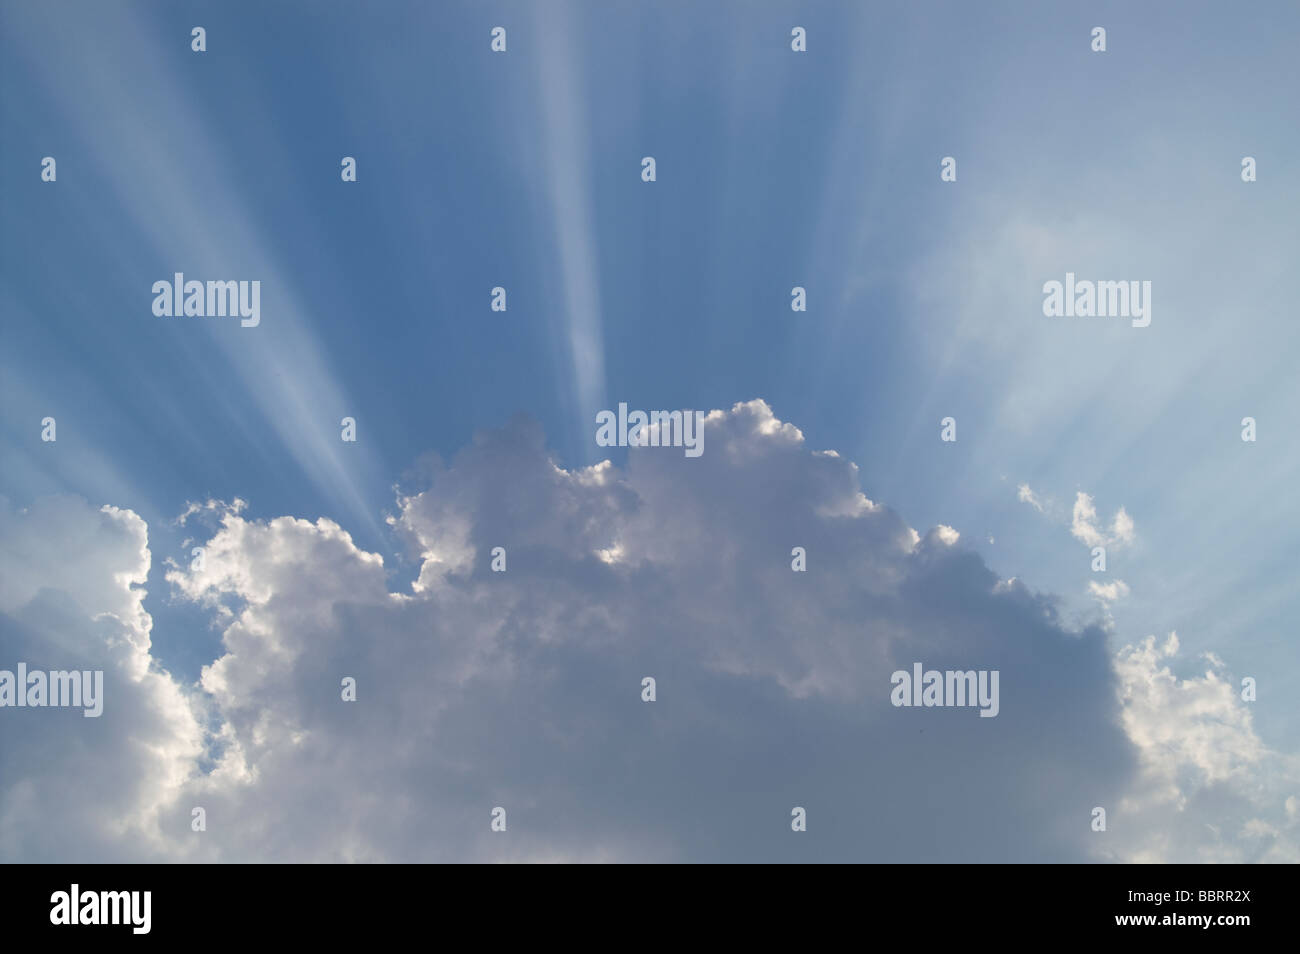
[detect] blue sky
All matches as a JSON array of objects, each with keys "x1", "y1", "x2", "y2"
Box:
[{"x1": 2, "y1": 1, "x2": 1298, "y2": 862}]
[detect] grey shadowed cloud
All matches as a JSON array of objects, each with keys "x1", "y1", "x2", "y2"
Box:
[{"x1": 3, "y1": 402, "x2": 1293, "y2": 861}]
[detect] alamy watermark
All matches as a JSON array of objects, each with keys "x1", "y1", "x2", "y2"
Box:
[
  {"x1": 152, "y1": 273, "x2": 260, "y2": 327},
  {"x1": 0, "y1": 664, "x2": 103, "y2": 717},
  {"x1": 890, "y1": 663, "x2": 999, "y2": 718},
  {"x1": 1042, "y1": 272, "x2": 1151, "y2": 328},
  {"x1": 595, "y1": 403, "x2": 705, "y2": 457},
  {"x1": 50, "y1": 885, "x2": 150, "y2": 934}
]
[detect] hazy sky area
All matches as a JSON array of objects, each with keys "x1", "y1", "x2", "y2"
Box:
[{"x1": 2, "y1": 0, "x2": 1297, "y2": 862}]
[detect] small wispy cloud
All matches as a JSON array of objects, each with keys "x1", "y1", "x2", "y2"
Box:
[
  {"x1": 1018, "y1": 485, "x2": 1136, "y2": 551},
  {"x1": 1016, "y1": 483, "x2": 1045, "y2": 512},
  {"x1": 1071, "y1": 492, "x2": 1135, "y2": 549},
  {"x1": 1087, "y1": 578, "x2": 1130, "y2": 606}
]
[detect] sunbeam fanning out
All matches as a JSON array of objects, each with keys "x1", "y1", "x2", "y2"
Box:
[{"x1": 2, "y1": 0, "x2": 1297, "y2": 886}]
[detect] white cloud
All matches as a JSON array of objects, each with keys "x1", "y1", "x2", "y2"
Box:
[
  {"x1": 933, "y1": 525, "x2": 960, "y2": 546},
  {"x1": 1, "y1": 404, "x2": 1292, "y2": 862},
  {"x1": 0, "y1": 496, "x2": 203, "y2": 861},
  {"x1": 1087, "y1": 579, "x2": 1130, "y2": 606},
  {"x1": 1016, "y1": 483, "x2": 1045, "y2": 512},
  {"x1": 1108, "y1": 633, "x2": 1300, "y2": 862},
  {"x1": 1071, "y1": 492, "x2": 1135, "y2": 549}
]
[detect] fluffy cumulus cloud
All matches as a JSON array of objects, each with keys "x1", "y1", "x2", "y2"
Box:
[
  {"x1": 1109, "y1": 634, "x2": 1300, "y2": 862},
  {"x1": 0, "y1": 496, "x2": 202, "y2": 861},
  {"x1": 1, "y1": 402, "x2": 1294, "y2": 862}
]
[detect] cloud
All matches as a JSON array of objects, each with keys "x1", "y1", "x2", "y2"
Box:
[
  {"x1": 933, "y1": 524, "x2": 960, "y2": 546},
  {"x1": 1107, "y1": 633, "x2": 1300, "y2": 862},
  {"x1": 1087, "y1": 579, "x2": 1130, "y2": 607},
  {"x1": 0, "y1": 496, "x2": 203, "y2": 861},
  {"x1": 1017, "y1": 485, "x2": 1135, "y2": 552},
  {"x1": 1071, "y1": 492, "x2": 1135, "y2": 549},
  {"x1": 1016, "y1": 483, "x2": 1045, "y2": 513},
  {"x1": 1, "y1": 403, "x2": 1292, "y2": 862}
]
